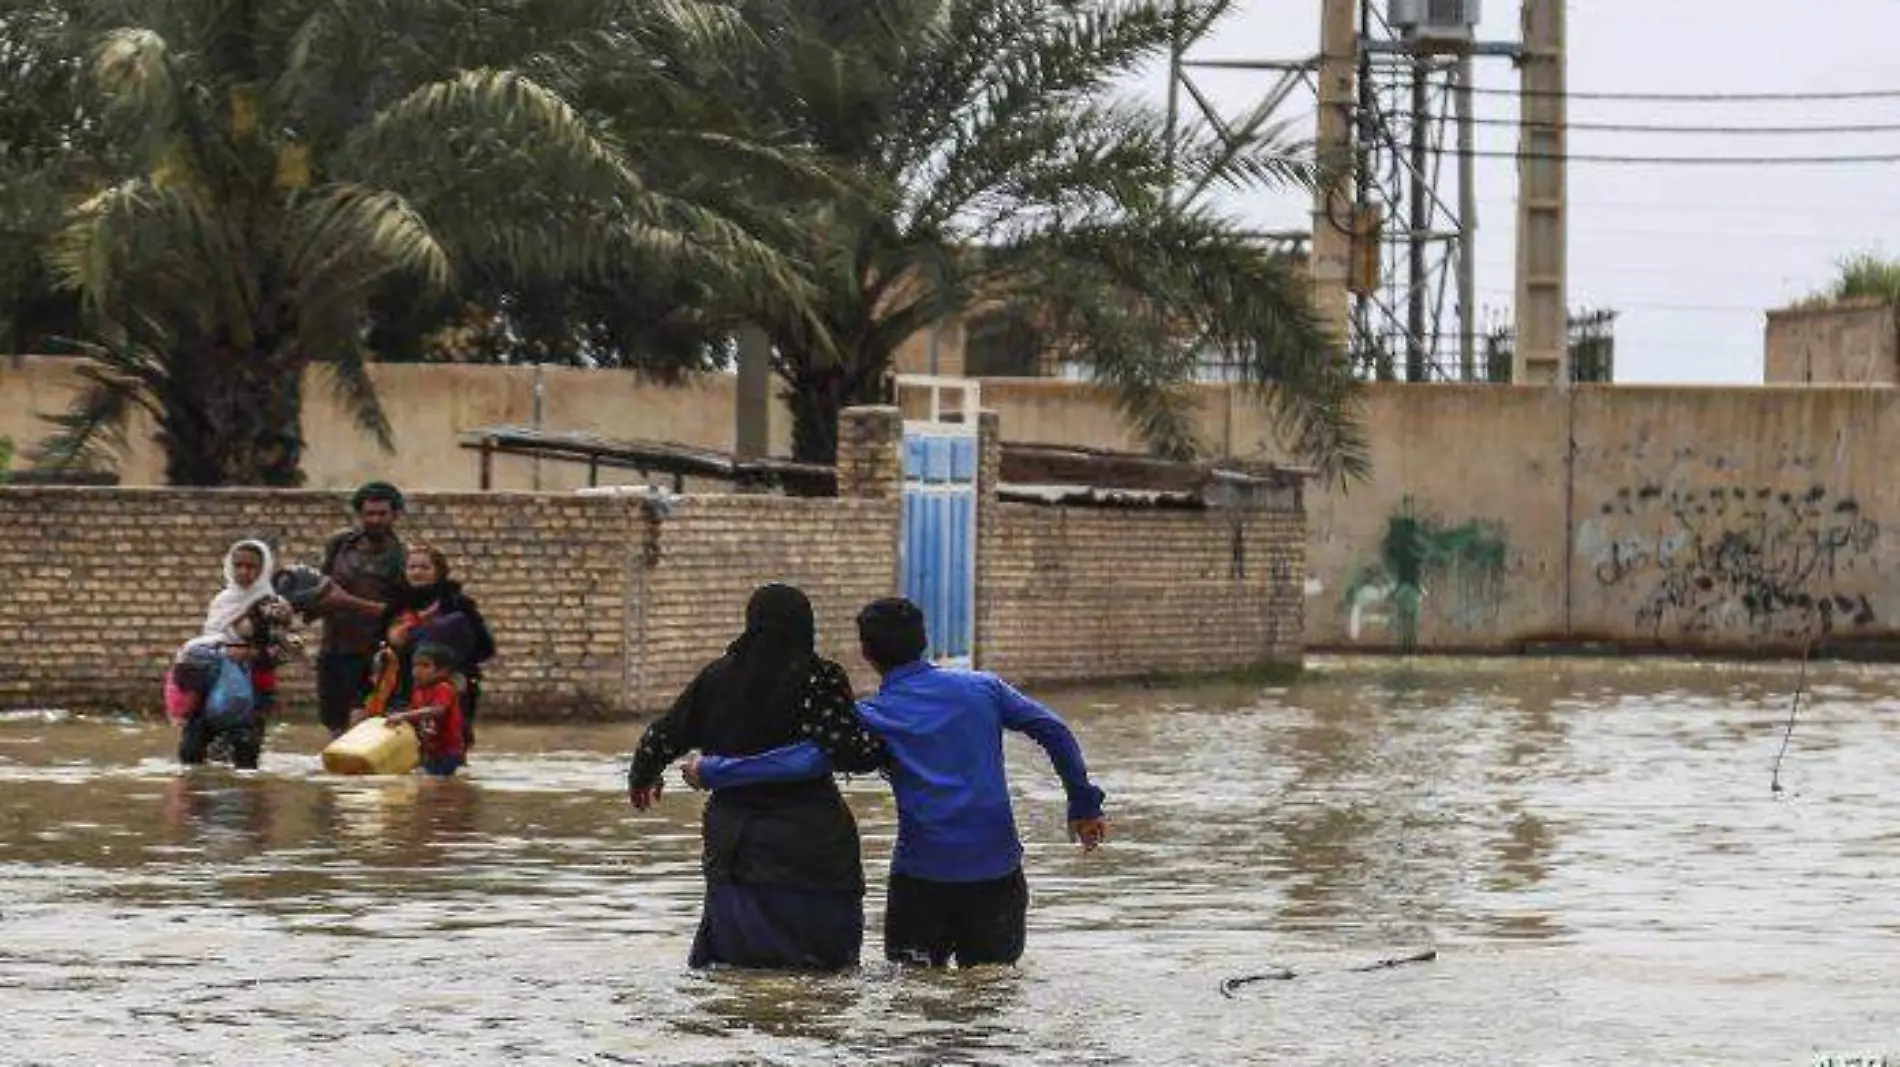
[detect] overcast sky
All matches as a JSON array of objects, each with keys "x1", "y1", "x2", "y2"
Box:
[{"x1": 1139, "y1": 0, "x2": 1900, "y2": 383}]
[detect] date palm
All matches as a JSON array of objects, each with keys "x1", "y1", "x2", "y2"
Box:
[
  {"x1": 32, "y1": 0, "x2": 803, "y2": 485},
  {"x1": 692, "y1": 0, "x2": 1365, "y2": 480}
]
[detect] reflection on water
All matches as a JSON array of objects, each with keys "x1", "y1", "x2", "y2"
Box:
[{"x1": 5, "y1": 656, "x2": 1900, "y2": 1064}]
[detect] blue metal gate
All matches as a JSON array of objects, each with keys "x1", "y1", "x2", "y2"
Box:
[{"x1": 900, "y1": 426, "x2": 979, "y2": 667}]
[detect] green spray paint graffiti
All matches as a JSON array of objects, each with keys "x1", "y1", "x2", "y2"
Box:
[{"x1": 1343, "y1": 497, "x2": 1510, "y2": 649}]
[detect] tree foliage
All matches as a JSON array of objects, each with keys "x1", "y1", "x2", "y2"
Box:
[
  {"x1": 5, "y1": 0, "x2": 1366, "y2": 485},
  {"x1": 637, "y1": 0, "x2": 1364, "y2": 479},
  {"x1": 21, "y1": 0, "x2": 807, "y2": 484}
]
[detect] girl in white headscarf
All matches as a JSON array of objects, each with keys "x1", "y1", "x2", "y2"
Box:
[{"x1": 202, "y1": 539, "x2": 276, "y2": 641}]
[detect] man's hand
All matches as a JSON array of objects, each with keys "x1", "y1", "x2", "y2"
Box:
[
  {"x1": 680, "y1": 752, "x2": 706, "y2": 791},
  {"x1": 628, "y1": 780, "x2": 664, "y2": 811},
  {"x1": 1068, "y1": 816, "x2": 1108, "y2": 853}
]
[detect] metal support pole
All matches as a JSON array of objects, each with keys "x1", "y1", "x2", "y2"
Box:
[
  {"x1": 1164, "y1": 0, "x2": 1183, "y2": 207},
  {"x1": 1407, "y1": 59, "x2": 1429, "y2": 383},
  {"x1": 1354, "y1": 0, "x2": 1376, "y2": 375},
  {"x1": 531, "y1": 363, "x2": 545, "y2": 491},
  {"x1": 1456, "y1": 53, "x2": 1477, "y2": 381}
]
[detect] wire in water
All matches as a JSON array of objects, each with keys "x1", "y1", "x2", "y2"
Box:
[{"x1": 1770, "y1": 637, "x2": 1813, "y2": 797}]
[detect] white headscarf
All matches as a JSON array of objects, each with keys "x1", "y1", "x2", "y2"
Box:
[{"x1": 202, "y1": 539, "x2": 276, "y2": 640}]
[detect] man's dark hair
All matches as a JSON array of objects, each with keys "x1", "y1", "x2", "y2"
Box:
[
  {"x1": 857, "y1": 597, "x2": 928, "y2": 672},
  {"x1": 350, "y1": 480, "x2": 406, "y2": 514}
]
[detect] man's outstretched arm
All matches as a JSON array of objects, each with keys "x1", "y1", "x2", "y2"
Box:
[{"x1": 990, "y1": 675, "x2": 1107, "y2": 847}]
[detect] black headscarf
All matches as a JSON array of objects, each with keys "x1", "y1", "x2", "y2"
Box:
[{"x1": 698, "y1": 583, "x2": 817, "y2": 756}]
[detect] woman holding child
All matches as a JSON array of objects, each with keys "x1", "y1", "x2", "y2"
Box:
[
  {"x1": 378, "y1": 542, "x2": 495, "y2": 753},
  {"x1": 169, "y1": 538, "x2": 299, "y2": 769}
]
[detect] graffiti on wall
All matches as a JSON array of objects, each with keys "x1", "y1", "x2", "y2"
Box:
[
  {"x1": 1343, "y1": 497, "x2": 1510, "y2": 650},
  {"x1": 1580, "y1": 484, "x2": 1879, "y2": 638}
]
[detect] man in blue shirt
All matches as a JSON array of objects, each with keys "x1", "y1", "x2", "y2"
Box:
[{"x1": 688, "y1": 596, "x2": 1108, "y2": 967}]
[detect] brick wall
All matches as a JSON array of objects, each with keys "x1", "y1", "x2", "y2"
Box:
[
  {"x1": 976, "y1": 489, "x2": 1306, "y2": 684},
  {"x1": 627, "y1": 494, "x2": 899, "y2": 711},
  {"x1": 0, "y1": 488, "x2": 637, "y2": 717},
  {"x1": 0, "y1": 407, "x2": 1309, "y2": 717}
]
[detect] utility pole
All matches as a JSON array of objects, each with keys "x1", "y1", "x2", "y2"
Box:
[
  {"x1": 1456, "y1": 52, "x2": 1477, "y2": 381},
  {"x1": 1406, "y1": 61, "x2": 1428, "y2": 382},
  {"x1": 1309, "y1": 0, "x2": 1357, "y2": 349},
  {"x1": 1514, "y1": 0, "x2": 1567, "y2": 385}
]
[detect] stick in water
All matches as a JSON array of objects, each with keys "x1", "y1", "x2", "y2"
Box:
[{"x1": 1219, "y1": 949, "x2": 1437, "y2": 997}]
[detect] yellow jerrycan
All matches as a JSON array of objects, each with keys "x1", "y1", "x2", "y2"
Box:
[{"x1": 322, "y1": 716, "x2": 421, "y2": 776}]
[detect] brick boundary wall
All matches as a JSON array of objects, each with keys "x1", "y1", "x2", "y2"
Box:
[
  {"x1": 0, "y1": 407, "x2": 1308, "y2": 718},
  {"x1": 977, "y1": 498, "x2": 1306, "y2": 685},
  {"x1": 0, "y1": 487, "x2": 640, "y2": 718}
]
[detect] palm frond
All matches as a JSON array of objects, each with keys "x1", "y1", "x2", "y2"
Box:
[
  {"x1": 976, "y1": 208, "x2": 1367, "y2": 481},
  {"x1": 284, "y1": 182, "x2": 451, "y2": 309},
  {"x1": 90, "y1": 26, "x2": 176, "y2": 144},
  {"x1": 50, "y1": 176, "x2": 257, "y2": 340},
  {"x1": 355, "y1": 68, "x2": 646, "y2": 201},
  {"x1": 29, "y1": 336, "x2": 157, "y2": 471},
  {"x1": 317, "y1": 340, "x2": 395, "y2": 452},
  {"x1": 897, "y1": 0, "x2": 1185, "y2": 231}
]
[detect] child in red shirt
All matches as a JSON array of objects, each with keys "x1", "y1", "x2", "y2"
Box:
[{"x1": 383, "y1": 643, "x2": 467, "y2": 776}]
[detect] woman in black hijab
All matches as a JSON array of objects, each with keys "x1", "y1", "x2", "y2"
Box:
[{"x1": 627, "y1": 583, "x2": 888, "y2": 970}]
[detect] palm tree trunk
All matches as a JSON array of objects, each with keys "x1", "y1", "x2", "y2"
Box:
[
  {"x1": 159, "y1": 338, "x2": 307, "y2": 486},
  {"x1": 783, "y1": 347, "x2": 891, "y2": 465}
]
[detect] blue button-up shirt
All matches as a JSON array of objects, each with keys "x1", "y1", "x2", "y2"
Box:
[{"x1": 698, "y1": 661, "x2": 1106, "y2": 883}]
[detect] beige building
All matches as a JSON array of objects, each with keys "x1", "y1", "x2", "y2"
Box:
[{"x1": 1764, "y1": 299, "x2": 1900, "y2": 384}]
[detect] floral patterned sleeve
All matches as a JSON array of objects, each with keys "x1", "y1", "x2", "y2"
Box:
[
  {"x1": 628, "y1": 672, "x2": 702, "y2": 790},
  {"x1": 794, "y1": 660, "x2": 889, "y2": 775}
]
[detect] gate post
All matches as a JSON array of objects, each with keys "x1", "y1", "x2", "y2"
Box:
[
  {"x1": 837, "y1": 406, "x2": 906, "y2": 601},
  {"x1": 974, "y1": 410, "x2": 1000, "y2": 669},
  {"x1": 837, "y1": 406, "x2": 905, "y2": 502}
]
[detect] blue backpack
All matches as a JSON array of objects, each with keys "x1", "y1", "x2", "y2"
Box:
[{"x1": 203, "y1": 656, "x2": 257, "y2": 727}]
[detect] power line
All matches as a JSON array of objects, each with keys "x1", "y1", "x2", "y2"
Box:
[
  {"x1": 1381, "y1": 113, "x2": 1900, "y2": 137},
  {"x1": 1465, "y1": 149, "x2": 1900, "y2": 166},
  {"x1": 1463, "y1": 85, "x2": 1900, "y2": 103}
]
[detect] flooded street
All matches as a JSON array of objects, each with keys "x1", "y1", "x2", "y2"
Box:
[{"x1": 3, "y1": 656, "x2": 1898, "y2": 1065}]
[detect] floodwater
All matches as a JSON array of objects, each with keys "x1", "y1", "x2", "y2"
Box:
[{"x1": 3, "y1": 657, "x2": 1898, "y2": 1066}]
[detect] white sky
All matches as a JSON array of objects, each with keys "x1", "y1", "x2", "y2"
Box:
[{"x1": 1138, "y1": 0, "x2": 1900, "y2": 383}]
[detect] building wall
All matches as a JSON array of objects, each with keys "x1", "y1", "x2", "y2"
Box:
[
  {"x1": 0, "y1": 357, "x2": 796, "y2": 492},
  {"x1": 1296, "y1": 385, "x2": 1900, "y2": 654},
  {"x1": 1763, "y1": 301, "x2": 1898, "y2": 384}
]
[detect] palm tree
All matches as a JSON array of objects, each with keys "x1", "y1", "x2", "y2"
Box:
[
  {"x1": 31, "y1": 0, "x2": 802, "y2": 485},
  {"x1": 0, "y1": 0, "x2": 95, "y2": 354},
  {"x1": 671, "y1": 0, "x2": 1364, "y2": 480}
]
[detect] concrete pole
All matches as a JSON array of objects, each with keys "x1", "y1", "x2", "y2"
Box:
[
  {"x1": 1513, "y1": 0, "x2": 1567, "y2": 386},
  {"x1": 735, "y1": 324, "x2": 771, "y2": 459},
  {"x1": 1309, "y1": 0, "x2": 1357, "y2": 350},
  {"x1": 1456, "y1": 52, "x2": 1477, "y2": 382}
]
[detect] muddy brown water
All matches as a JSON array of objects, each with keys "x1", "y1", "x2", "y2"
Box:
[{"x1": 3, "y1": 657, "x2": 1897, "y2": 1065}]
